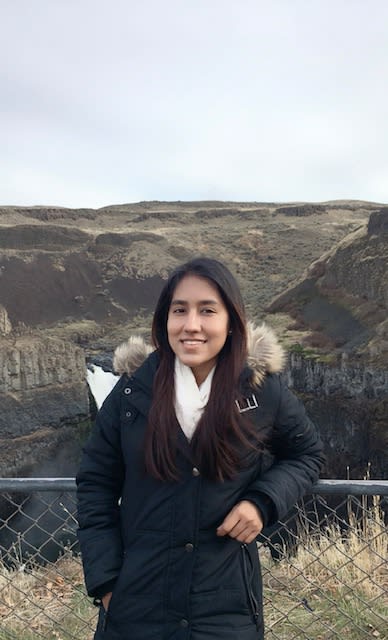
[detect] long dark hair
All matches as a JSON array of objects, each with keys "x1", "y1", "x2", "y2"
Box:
[{"x1": 145, "y1": 257, "x2": 257, "y2": 482}]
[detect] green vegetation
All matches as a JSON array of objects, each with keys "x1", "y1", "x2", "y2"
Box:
[{"x1": 288, "y1": 342, "x2": 319, "y2": 358}]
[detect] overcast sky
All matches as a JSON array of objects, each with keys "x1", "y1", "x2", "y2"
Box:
[{"x1": 1, "y1": 0, "x2": 387, "y2": 208}]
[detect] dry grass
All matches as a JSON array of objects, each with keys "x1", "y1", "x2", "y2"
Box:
[
  {"x1": 0, "y1": 500, "x2": 386, "y2": 639},
  {"x1": 0, "y1": 555, "x2": 96, "y2": 640},
  {"x1": 262, "y1": 497, "x2": 388, "y2": 639}
]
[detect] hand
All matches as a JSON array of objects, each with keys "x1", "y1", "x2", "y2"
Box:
[
  {"x1": 102, "y1": 592, "x2": 112, "y2": 611},
  {"x1": 216, "y1": 500, "x2": 263, "y2": 544}
]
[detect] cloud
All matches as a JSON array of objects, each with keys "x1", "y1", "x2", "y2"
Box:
[{"x1": 1, "y1": 0, "x2": 388, "y2": 206}]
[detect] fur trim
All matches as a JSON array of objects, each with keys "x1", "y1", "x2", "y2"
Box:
[
  {"x1": 113, "y1": 323, "x2": 285, "y2": 385},
  {"x1": 113, "y1": 335, "x2": 153, "y2": 376},
  {"x1": 246, "y1": 322, "x2": 285, "y2": 386}
]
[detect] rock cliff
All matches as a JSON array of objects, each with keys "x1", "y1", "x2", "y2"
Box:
[
  {"x1": 0, "y1": 335, "x2": 89, "y2": 476},
  {"x1": 286, "y1": 353, "x2": 388, "y2": 478},
  {"x1": 0, "y1": 305, "x2": 11, "y2": 335}
]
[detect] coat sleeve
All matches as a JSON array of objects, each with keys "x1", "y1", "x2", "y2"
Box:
[
  {"x1": 76, "y1": 379, "x2": 125, "y2": 598},
  {"x1": 242, "y1": 375, "x2": 325, "y2": 527}
]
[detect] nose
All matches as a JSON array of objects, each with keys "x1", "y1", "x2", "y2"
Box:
[{"x1": 183, "y1": 310, "x2": 201, "y2": 332}]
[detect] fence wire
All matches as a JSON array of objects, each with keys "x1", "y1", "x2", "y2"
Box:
[{"x1": 0, "y1": 481, "x2": 387, "y2": 640}]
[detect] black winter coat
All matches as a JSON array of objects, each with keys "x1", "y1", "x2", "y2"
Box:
[{"x1": 77, "y1": 326, "x2": 324, "y2": 640}]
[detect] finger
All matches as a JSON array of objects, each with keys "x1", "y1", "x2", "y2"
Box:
[
  {"x1": 236, "y1": 531, "x2": 257, "y2": 544},
  {"x1": 217, "y1": 502, "x2": 264, "y2": 538},
  {"x1": 244, "y1": 531, "x2": 259, "y2": 543},
  {"x1": 216, "y1": 508, "x2": 240, "y2": 536},
  {"x1": 226, "y1": 521, "x2": 247, "y2": 539},
  {"x1": 235, "y1": 501, "x2": 264, "y2": 534},
  {"x1": 228, "y1": 514, "x2": 264, "y2": 541},
  {"x1": 228, "y1": 515, "x2": 257, "y2": 536},
  {"x1": 228, "y1": 521, "x2": 259, "y2": 542}
]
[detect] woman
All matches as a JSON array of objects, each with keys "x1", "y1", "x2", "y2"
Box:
[{"x1": 77, "y1": 257, "x2": 324, "y2": 639}]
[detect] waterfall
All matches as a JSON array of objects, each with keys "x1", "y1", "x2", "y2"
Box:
[{"x1": 86, "y1": 365, "x2": 120, "y2": 409}]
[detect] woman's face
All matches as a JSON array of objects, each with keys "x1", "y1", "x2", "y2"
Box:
[{"x1": 167, "y1": 274, "x2": 230, "y2": 385}]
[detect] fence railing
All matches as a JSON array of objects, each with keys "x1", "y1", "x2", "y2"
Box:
[{"x1": 0, "y1": 479, "x2": 387, "y2": 640}]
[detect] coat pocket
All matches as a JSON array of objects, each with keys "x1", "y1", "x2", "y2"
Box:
[
  {"x1": 240, "y1": 543, "x2": 261, "y2": 632},
  {"x1": 94, "y1": 603, "x2": 109, "y2": 635}
]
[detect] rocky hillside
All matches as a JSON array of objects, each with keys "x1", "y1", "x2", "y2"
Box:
[
  {"x1": 0, "y1": 200, "x2": 386, "y2": 478},
  {"x1": 268, "y1": 207, "x2": 388, "y2": 478},
  {"x1": 268, "y1": 207, "x2": 388, "y2": 364},
  {"x1": 0, "y1": 200, "x2": 375, "y2": 332}
]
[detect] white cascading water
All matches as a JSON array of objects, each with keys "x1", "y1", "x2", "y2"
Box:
[{"x1": 86, "y1": 365, "x2": 120, "y2": 409}]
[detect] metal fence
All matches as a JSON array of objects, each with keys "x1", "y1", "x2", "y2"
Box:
[{"x1": 0, "y1": 479, "x2": 387, "y2": 640}]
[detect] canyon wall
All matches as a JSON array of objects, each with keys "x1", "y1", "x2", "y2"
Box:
[
  {"x1": 0, "y1": 200, "x2": 385, "y2": 479},
  {"x1": 0, "y1": 335, "x2": 89, "y2": 476},
  {"x1": 287, "y1": 353, "x2": 388, "y2": 479}
]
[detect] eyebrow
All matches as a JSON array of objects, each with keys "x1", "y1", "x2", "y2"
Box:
[{"x1": 170, "y1": 299, "x2": 220, "y2": 306}]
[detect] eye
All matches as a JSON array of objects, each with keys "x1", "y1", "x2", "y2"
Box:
[
  {"x1": 201, "y1": 308, "x2": 216, "y2": 314},
  {"x1": 171, "y1": 307, "x2": 185, "y2": 314}
]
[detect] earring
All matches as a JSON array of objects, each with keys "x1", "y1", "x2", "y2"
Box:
[{"x1": 228, "y1": 330, "x2": 232, "y2": 335}]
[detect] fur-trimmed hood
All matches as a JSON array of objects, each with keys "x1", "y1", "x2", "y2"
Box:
[
  {"x1": 245, "y1": 322, "x2": 285, "y2": 385},
  {"x1": 113, "y1": 323, "x2": 285, "y2": 387}
]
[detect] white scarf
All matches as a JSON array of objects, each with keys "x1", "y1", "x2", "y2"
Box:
[{"x1": 174, "y1": 357, "x2": 215, "y2": 441}]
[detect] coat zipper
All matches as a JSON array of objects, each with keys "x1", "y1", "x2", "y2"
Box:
[
  {"x1": 101, "y1": 606, "x2": 109, "y2": 632},
  {"x1": 241, "y1": 543, "x2": 260, "y2": 632}
]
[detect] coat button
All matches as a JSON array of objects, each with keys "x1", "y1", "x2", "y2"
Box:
[
  {"x1": 124, "y1": 388, "x2": 132, "y2": 394},
  {"x1": 192, "y1": 467, "x2": 200, "y2": 476},
  {"x1": 185, "y1": 543, "x2": 194, "y2": 552},
  {"x1": 126, "y1": 411, "x2": 132, "y2": 418},
  {"x1": 180, "y1": 619, "x2": 189, "y2": 628}
]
